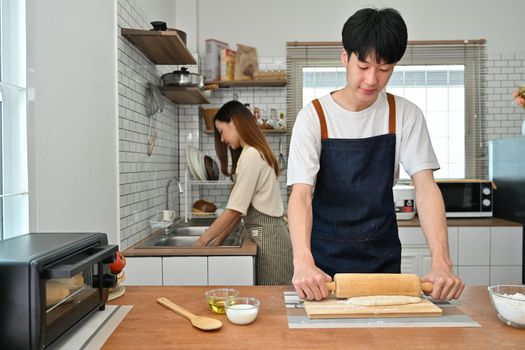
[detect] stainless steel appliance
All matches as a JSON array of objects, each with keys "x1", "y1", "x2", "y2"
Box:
[
  {"x1": 435, "y1": 179, "x2": 493, "y2": 218},
  {"x1": 0, "y1": 232, "x2": 118, "y2": 349},
  {"x1": 489, "y1": 136, "x2": 525, "y2": 283}
]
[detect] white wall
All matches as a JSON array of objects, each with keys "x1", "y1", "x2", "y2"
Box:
[
  {"x1": 193, "y1": 0, "x2": 525, "y2": 57},
  {"x1": 135, "y1": 0, "x2": 177, "y2": 28},
  {"x1": 26, "y1": 0, "x2": 119, "y2": 243}
]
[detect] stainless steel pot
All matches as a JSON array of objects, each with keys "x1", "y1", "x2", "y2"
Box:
[{"x1": 161, "y1": 67, "x2": 204, "y2": 88}]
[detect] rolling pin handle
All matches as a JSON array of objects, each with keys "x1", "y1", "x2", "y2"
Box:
[
  {"x1": 326, "y1": 281, "x2": 336, "y2": 293},
  {"x1": 420, "y1": 281, "x2": 434, "y2": 293}
]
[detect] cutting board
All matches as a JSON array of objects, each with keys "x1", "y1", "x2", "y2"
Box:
[{"x1": 304, "y1": 295, "x2": 443, "y2": 319}]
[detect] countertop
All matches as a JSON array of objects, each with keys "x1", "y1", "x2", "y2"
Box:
[
  {"x1": 398, "y1": 216, "x2": 522, "y2": 227},
  {"x1": 123, "y1": 228, "x2": 257, "y2": 257},
  {"x1": 105, "y1": 285, "x2": 524, "y2": 349},
  {"x1": 123, "y1": 217, "x2": 521, "y2": 257}
]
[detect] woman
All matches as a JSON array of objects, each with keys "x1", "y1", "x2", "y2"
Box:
[{"x1": 194, "y1": 100, "x2": 293, "y2": 285}]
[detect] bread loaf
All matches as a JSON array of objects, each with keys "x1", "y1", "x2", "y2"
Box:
[
  {"x1": 46, "y1": 281, "x2": 70, "y2": 306},
  {"x1": 54, "y1": 273, "x2": 85, "y2": 289},
  {"x1": 192, "y1": 200, "x2": 217, "y2": 213}
]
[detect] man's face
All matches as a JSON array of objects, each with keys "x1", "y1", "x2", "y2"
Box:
[{"x1": 342, "y1": 50, "x2": 395, "y2": 108}]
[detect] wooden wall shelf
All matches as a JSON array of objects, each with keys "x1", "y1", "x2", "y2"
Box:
[
  {"x1": 212, "y1": 79, "x2": 286, "y2": 88},
  {"x1": 121, "y1": 28, "x2": 196, "y2": 65},
  {"x1": 160, "y1": 87, "x2": 210, "y2": 105},
  {"x1": 203, "y1": 128, "x2": 286, "y2": 135}
]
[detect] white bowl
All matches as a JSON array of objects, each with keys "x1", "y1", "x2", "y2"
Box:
[
  {"x1": 225, "y1": 297, "x2": 260, "y2": 325},
  {"x1": 487, "y1": 284, "x2": 525, "y2": 328}
]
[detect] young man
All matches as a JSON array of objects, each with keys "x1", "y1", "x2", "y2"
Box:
[{"x1": 287, "y1": 8, "x2": 464, "y2": 301}]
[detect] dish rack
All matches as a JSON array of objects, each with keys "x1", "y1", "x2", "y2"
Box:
[{"x1": 183, "y1": 169, "x2": 232, "y2": 221}]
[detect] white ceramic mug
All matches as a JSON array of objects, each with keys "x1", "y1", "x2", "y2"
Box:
[{"x1": 158, "y1": 210, "x2": 176, "y2": 222}]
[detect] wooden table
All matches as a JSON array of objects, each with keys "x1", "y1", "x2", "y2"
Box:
[{"x1": 106, "y1": 286, "x2": 524, "y2": 349}]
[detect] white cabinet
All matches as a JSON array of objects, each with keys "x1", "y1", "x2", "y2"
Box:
[
  {"x1": 163, "y1": 257, "x2": 208, "y2": 285},
  {"x1": 457, "y1": 266, "x2": 490, "y2": 285},
  {"x1": 490, "y1": 226, "x2": 522, "y2": 284},
  {"x1": 400, "y1": 224, "x2": 522, "y2": 285},
  {"x1": 400, "y1": 250, "x2": 419, "y2": 274},
  {"x1": 490, "y1": 266, "x2": 523, "y2": 284},
  {"x1": 208, "y1": 256, "x2": 255, "y2": 285},
  {"x1": 490, "y1": 227, "x2": 522, "y2": 265},
  {"x1": 400, "y1": 246, "x2": 433, "y2": 276},
  {"x1": 123, "y1": 255, "x2": 255, "y2": 286},
  {"x1": 458, "y1": 227, "x2": 490, "y2": 265},
  {"x1": 123, "y1": 257, "x2": 163, "y2": 286}
]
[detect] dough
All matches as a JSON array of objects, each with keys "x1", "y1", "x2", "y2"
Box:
[{"x1": 346, "y1": 295, "x2": 421, "y2": 306}]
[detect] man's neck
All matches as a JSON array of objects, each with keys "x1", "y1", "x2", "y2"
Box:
[{"x1": 332, "y1": 86, "x2": 378, "y2": 112}]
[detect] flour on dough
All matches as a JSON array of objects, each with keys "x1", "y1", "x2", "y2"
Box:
[{"x1": 345, "y1": 295, "x2": 421, "y2": 306}]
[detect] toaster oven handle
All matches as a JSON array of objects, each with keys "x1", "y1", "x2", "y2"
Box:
[{"x1": 43, "y1": 245, "x2": 118, "y2": 279}]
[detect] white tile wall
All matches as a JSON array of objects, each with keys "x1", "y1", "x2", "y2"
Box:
[
  {"x1": 485, "y1": 52, "x2": 525, "y2": 140},
  {"x1": 118, "y1": 0, "x2": 181, "y2": 249}
]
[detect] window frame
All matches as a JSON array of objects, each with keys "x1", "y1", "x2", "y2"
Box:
[{"x1": 286, "y1": 40, "x2": 487, "y2": 180}]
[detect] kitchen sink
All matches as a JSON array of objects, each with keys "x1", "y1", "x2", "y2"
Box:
[{"x1": 135, "y1": 217, "x2": 244, "y2": 248}]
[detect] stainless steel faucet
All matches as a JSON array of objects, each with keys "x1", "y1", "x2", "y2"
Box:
[{"x1": 165, "y1": 177, "x2": 183, "y2": 211}]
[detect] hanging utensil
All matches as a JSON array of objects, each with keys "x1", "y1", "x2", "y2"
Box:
[
  {"x1": 146, "y1": 83, "x2": 163, "y2": 156},
  {"x1": 278, "y1": 137, "x2": 286, "y2": 171}
]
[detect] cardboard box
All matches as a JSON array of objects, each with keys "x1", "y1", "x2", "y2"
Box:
[
  {"x1": 204, "y1": 39, "x2": 229, "y2": 82},
  {"x1": 220, "y1": 48, "x2": 236, "y2": 81}
]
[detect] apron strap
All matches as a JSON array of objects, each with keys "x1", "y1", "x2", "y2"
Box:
[
  {"x1": 386, "y1": 93, "x2": 396, "y2": 134},
  {"x1": 312, "y1": 93, "x2": 396, "y2": 140},
  {"x1": 312, "y1": 99, "x2": 328, "y2": 140}
]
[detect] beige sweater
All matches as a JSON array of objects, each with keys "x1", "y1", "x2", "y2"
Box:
[{"x1": 226, "y1": 146, "x2": 283, "y2": 217}]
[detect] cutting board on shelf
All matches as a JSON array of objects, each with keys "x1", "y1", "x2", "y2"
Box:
[{"x1": 304, "y1": 295, "x2": 443, "y2": 319}]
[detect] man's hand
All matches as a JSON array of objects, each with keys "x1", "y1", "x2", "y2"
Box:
[
  {"x1": 422, "y1": 266, "x2": 464, "y2": 300},
  {"x1": 292, "y1": 257, "x2": 332, "y2": 301}
]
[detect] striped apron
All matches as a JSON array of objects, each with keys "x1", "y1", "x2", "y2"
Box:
[{"x1": 242, "y1": 206, "x2": 294, "y2": 285}]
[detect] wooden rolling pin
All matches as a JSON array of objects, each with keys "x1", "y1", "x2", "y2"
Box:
[{"x1": 326, "y1": 273, "x2": 434, "y2": 298}]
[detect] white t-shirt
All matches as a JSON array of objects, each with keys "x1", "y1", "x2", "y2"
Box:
[
  {"x1": 227, "y1": 146, "x2": 284, "y2": 217},
  {"x1": 286, "y1": 91, "x2": 439, "y2": 187}
]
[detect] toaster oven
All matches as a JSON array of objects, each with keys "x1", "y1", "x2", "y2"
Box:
[{"x1": 0, "y1": 232, "x2": 118, "y2": 349}]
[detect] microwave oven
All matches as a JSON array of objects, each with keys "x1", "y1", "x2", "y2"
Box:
[
  {"x1": 435, "y1": 180, "x2": 493, "y2": 218},
  {"x1": 0, "y1": 232, "x2": 118, "y2": 349}
]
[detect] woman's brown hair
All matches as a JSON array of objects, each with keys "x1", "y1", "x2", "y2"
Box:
[{"x1": 214, "y1": 100, "x2": 280, "y2": 177}]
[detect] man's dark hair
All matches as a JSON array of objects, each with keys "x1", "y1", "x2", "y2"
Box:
[{"x1": 342, "y1": 8, "x2": 407, "y2": 64}]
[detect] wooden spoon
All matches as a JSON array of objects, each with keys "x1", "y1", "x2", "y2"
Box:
[{"x1": 157, "y1": 297, "x2": 222, "y2": 331}]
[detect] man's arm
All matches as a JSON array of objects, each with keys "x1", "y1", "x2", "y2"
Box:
[
  {"x1": 288, "y1": 184, "x2": 331, "y2": 300},
  {"x1": 412, "y1": 169, "x2": 465, "y2": 300}
]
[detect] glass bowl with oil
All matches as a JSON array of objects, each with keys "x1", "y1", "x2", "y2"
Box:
[{"x1": 205, "y1": 288, "x2": 239, "y2": 314}]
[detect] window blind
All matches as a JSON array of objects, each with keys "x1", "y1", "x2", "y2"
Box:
[{"x1": 286, "y1": 40, "x2": 487, "y2": 180}]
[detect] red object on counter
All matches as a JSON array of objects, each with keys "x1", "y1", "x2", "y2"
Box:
[{"x1": 110, "y1": 251, "x2": 127, "y2": 274}]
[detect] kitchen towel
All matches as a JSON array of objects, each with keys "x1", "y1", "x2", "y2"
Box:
[
  {"x1": 284, "y1": 291, "x2": 480, "y2": 328},
  {"x1": 49, "y1": 305, "x2": 133, "y2": 349}
]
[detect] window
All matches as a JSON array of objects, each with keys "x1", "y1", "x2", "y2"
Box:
[
  {"x1": 0, "y1": 0, "x2": 28, "y2": 240},
  {"x1": 287, "y1": 41, "x2": 486, "y2": 180}
]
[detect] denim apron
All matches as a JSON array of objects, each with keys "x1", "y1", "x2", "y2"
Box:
[{"x1": 310, "y1": 93, "x2": 401, "y2": 277}]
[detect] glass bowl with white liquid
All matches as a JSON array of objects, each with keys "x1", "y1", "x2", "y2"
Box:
[{"x1": 224, "y1": 297, "x2": 260, "y2": 325}]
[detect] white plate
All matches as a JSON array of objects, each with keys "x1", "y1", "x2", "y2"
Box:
[
  {"x1": 186, "y1": 146, "x2": 201, "y2": 180},
  {"x1": 199, "y1": 152, "x2": 207, "y2": 180},
  {"x1": 189, "y1": 146, "x2": 206, "y2": 181},
  {"x1": 194, "y1": 150, "x2": 207, "y2": 181}
]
